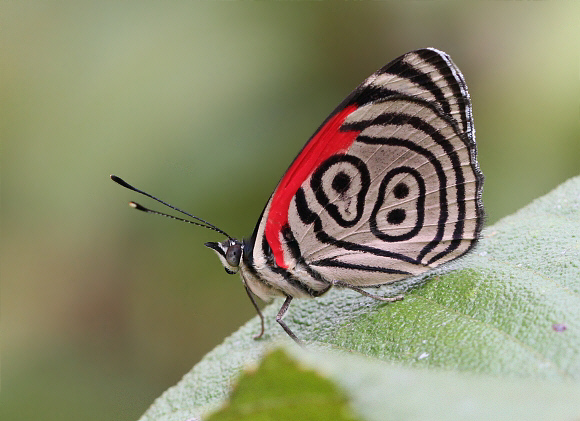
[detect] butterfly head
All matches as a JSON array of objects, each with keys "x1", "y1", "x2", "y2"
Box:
[{"x1": 205, "y1": 238, "x2": 243, "y2": 274}]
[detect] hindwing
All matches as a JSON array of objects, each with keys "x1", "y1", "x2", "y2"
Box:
[{"x1": 248, "y1": 48, "x2": 484, "y2": 292}]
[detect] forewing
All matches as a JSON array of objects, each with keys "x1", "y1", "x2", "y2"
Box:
[{"x1": 251, "y1": 48, "x2": 483, "y2": 288}]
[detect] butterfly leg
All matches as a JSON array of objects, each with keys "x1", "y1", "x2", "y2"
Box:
[
  {"x1": 276, "y1": 295, "x2": 302, "y2": 345},
  {"x1": 244, "y1": 285, "x2": 265, "y2": 340},
  {"x1": 332, "y1": 280, "x2": 404, "y2": 302}
]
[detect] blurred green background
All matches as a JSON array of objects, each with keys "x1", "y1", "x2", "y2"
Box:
[{"x1": 2, "y1": 2, "x2": 579, "y2": 420}]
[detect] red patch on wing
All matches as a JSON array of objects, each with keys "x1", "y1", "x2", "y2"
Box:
[{"x1": 265, "y1": 105, "x2": 360, "y2": 268}]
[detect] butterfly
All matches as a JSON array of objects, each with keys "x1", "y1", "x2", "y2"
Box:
[{"x1": 112, "y1": 48, "x2": 484, "y2": 344}]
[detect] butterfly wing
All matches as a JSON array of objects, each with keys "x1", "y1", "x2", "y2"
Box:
[{"x1": 247, "y1": 48, "x2": 483, "y2": 293}]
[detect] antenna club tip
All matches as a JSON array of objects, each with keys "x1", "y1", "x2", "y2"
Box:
[
  {"x1": 111, "y1": 175, "x2": 134, "y2": 190},
  {"x1": 129, "y1": 202, "x2": 147, "y2": 212}
]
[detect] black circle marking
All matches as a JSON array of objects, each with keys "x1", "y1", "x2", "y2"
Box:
[
  {"x1": 393, "y1": 182, "x2": 409, "y2": 199},
  {"x1": 332, "y1": 171, "x2": 351, "y2": 194},
  {"x1": 387, "y1": 208, "x2": 406, "y2": 225},
  {"x1": 370, "y1": 166, "x2": 425, "y2": 242},
  {"x1": 310, "y1": 154, "x2": 370, "y2": 227}
]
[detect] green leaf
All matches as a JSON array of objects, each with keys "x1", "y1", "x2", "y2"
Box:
[
  {"x1": 205, "y1": 349, "x2": 363, "y2": 421},
  {"x1": 139, "y1": 176, "x2": 580, "y2": 421},
  {"x1": 208, "y1": 348, "x2": 580, "y2": 421}
]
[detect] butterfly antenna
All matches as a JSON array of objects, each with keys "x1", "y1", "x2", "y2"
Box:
[{"x1": 110, "y1": 175, "x2": 233, "y2": 240}]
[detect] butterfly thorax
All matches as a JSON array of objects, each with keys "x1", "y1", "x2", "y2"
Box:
[{"x1": 206, "y1": 236, "x2": 332, "y2": 302}]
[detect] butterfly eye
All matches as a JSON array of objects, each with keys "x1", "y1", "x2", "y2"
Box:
[{"x1": 225, "y1": 243, "x2": 242, "y2": 267}]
